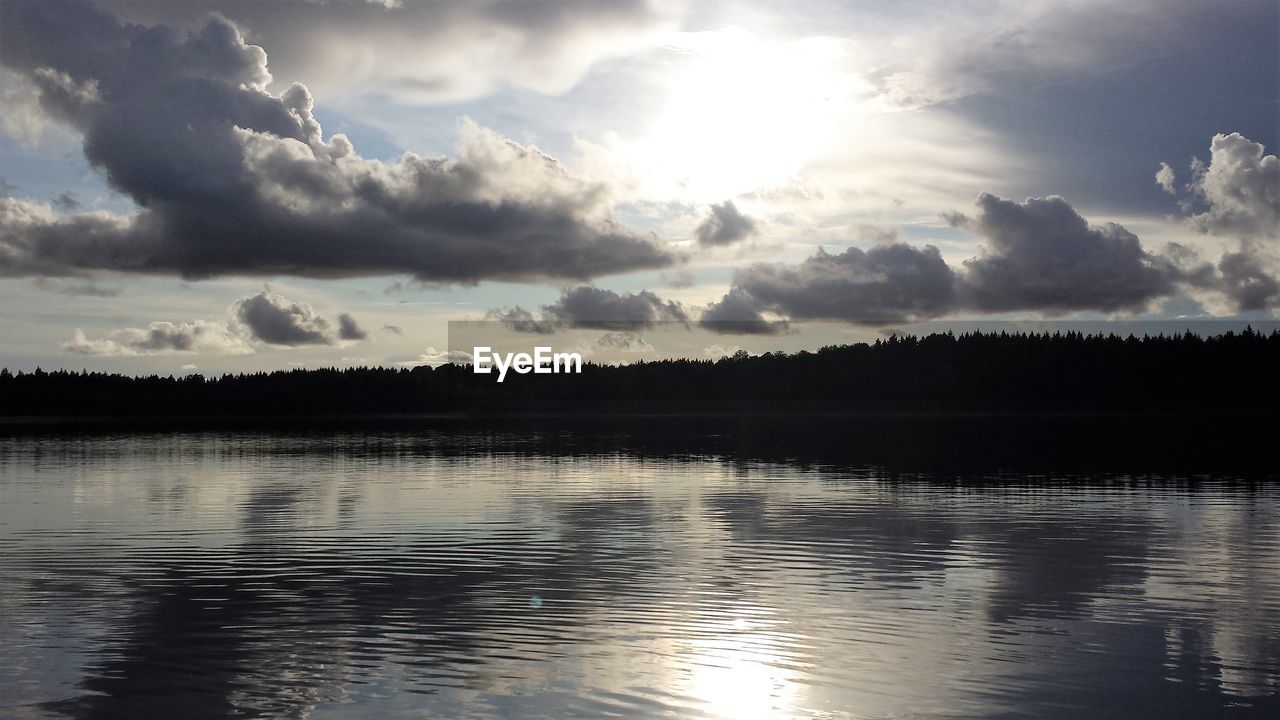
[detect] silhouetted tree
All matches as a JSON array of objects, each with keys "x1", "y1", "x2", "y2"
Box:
[{"x1": 1, "y1": 330, "x2": 1277, "y2": 417}]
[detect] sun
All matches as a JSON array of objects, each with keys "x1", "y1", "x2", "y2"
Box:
[{"x1": 638, "y1": 29, "x2": 861, "y2": 202}]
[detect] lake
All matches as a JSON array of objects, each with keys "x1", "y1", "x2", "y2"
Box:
[{"x1": 2, "y1": 420, "x2": 1278, "y2": 718}]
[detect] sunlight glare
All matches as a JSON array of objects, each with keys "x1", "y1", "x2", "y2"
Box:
[
  {"x1": 677, "y1": 615, "x2": 802, "y2": 719},
  {"x1": 640, "y1": 30, "x2": 860, "y2": 202}
]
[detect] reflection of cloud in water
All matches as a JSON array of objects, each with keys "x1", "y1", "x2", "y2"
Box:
[
  {"x1": 1, "y1": 432, "x2": 1278, "y2": 718},
  {"x1": 1144, "y1": 499, "x2": 1280, "y2": 699}
]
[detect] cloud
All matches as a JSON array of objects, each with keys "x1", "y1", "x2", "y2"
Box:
[
  {"x1": 695, "y1": 200, "x2": 757, "y2": 246},
  {"x1": 0, "y1": 67, "x2": 51, "y2": 144},
  {"x1": 51, "y1": 191, "x2": 79, "y2": 211},
  {"x1": 494, "y1": 286, "x2": 689, "y2": 332},
  {"x1": 543, "y1": 286, "x2": 688, "y2": 328},
  {"x1": 1159, "y1": 241, "x2": 1218, "y2": 289},
  {"x1": 1182, "y1": 133, "x2": 1279, "y2": 239},
  {"x1": 721, "y1": 243, "x2": 958, "y2": 324},
  {"x1": 661, "y1": 269, "x2": 696, "y2": 288},
  {"x1": 105, "y1": 0, "x2": 677, "y2": 105},
  {"x1": 64, "y1": 321, "x2": 252, "y2": 357},
  {"x1": 512, "y1": 180, "x2": 1264, "y2": 335},
  {"x1": 66, "y1": 290, "x2": 369, "y2": 355},
  {"x1": 0, "y1": 2, "x2": 675, "y2": 283},
  {"x1": 1218, "y1": 248, "x2": 1280, "y2": 312},
  {"x1": 1164, "y1": 132, "x2": 1280, "y2": 311},
  {"x1": 953, "y1": 193, "x2": 1179, "y2": 312},
  {"x1": 855, "y1": 225, "x2": 900, "y2": 244},
  {"x1": 486, "y1": 306, "x2": 557, "y2": 335},
  {"x1": 489, "y1": 284, "x2": 797, "y2": 337},
  {"x1": 863, "y1": 1, "x2": 1268, "y2": 111},
  {"x1": 596, "y1": 331, "x2": 654, "y2": 352},
  {"x1": 232, "y1": 291, "x2": 359, "y2": 346},
  {"x1": 337, "y1": 313, "x2": 367, "y2": 341},
  {"x1": 705, "y1": 186, "x2": 1246, "y2": 327},
  {"x1": 1155, "y1": 162, "x2": 1177, "y2": 194},
  {"x1": 394, "y1": 347, "x2": 473, "y2": 368},
  {"x1": 702, "y1": 344, "x2": 743, "y2": 359},
  {"x1": 699, "y1": 288, "x2": 792, "y2": 335},
  {"x1": 487, "y1": 178, "x2": 1257, "y2": 332},
  {"x1": 33, "y1": 277, "x2": 121, "y2": 297}
]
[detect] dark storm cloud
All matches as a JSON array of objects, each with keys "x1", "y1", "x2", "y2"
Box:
[
  {"x1": 482, "y1": 178, "x2": 1262, "y2": 335},
  {"x1": 699, "y1": 288, "x2": 791, "y2": 335},
  {"x1": 951, "y1": 193, "x2": 1178, "y2": 312},
  {"x1": 870, "y1": 1, "x2": 1276, "y2": 112},
  {"x1": 719, "y1": 243, "x2": 958, "y2": 325},
  {"x1": 337, "y1": 313, "x2": 367, "y2": 341},
  {"x1": 1218, "y1": 250, "x2": 1280, "y2": 311},
  {"x1": 484, "y1": 188, "x2": 1234, "y2": 337},
  {"x1": 695, "y1": 201, "x2": 757, "y2": 246},
  {"x1": 1159, "y1": 241, "x2": 1218, "y2": 290},
  {"x1": 544, "y1": 286, "x2": 689, "y2": 328},
  {"x1": 704, "y1": 187, "x2": 1252, "y2": 331},
  {"x1": 232, "y1": 292, "x2": 336, "y2": 346},
  {"x1": 493, "y1": 286, "x2": 689, "y2": 333},
  {"x1": 888, "y1": 1, "x2": 1277, "y2": 215},
  {"x1": 0, "y1": 1, "x2": 674, "y2": 282}
]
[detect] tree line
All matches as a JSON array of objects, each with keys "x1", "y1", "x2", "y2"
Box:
[{"x1": 3, "y1": 329, "x2": 1278, "y2": 417}]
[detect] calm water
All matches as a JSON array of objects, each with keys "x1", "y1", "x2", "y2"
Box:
[{"x1": 2, "y1": 428, "x2": 1278, "y2": 718}]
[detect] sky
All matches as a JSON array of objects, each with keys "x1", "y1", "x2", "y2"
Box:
[{"x1": 0, "y1": 0, "x2": 1276, "y2": 374}]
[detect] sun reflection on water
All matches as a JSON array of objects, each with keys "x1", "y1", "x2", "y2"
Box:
[{"x1": 676, "y1": 610, "x2": 802, "y2": 718}]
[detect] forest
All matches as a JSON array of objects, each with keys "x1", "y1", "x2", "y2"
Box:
[{"x1": 3, "y1": 329, "x2": 1278, "y2": 418}]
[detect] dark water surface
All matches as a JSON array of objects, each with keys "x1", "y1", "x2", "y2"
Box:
[{"x1": 2, "y1": 422, "x2": 1278, "y2": 718}]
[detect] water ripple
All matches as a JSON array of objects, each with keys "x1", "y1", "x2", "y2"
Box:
[{"x1": 1, "y1": 432, "x2": 1278, "y2": 718}]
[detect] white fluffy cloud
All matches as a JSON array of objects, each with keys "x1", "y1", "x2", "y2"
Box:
[
  {"x1": 1156, "y1": 162, "x2": 1177, "y2": 194},
  {"x1": 64, "y1": 322, "x2": 253, "y2": 357},
  {"x1": 1183, "y1": 133, "x2": 1279, "y2": 239},
  {"x1": 1164, "y1": 132, "x2": 1280, "y2": 311}
]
